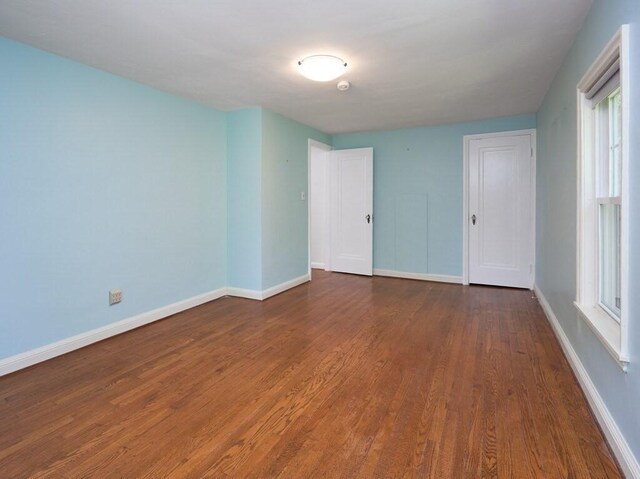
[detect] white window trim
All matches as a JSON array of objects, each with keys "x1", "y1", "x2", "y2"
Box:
[{"x1": 576, "y1": 25, "x2": 630, "y2": 369}]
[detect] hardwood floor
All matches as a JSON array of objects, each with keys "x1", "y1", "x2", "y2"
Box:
[{"x1": 0, "y1": 271, "x2": 622, "y2": 478}]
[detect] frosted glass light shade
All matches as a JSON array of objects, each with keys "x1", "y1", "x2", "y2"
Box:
[{"x1": 297, "y1": 55, "x2": 347, "y2": 82}]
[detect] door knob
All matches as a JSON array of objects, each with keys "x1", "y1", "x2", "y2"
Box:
[
  {"x1": 366, "y1": 214, "x2": 371, "y2": 224},
  {"x1": 472, "y1": 214, "x2": 476, "y2": 225}
]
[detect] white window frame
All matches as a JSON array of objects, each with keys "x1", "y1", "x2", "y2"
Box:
[{"x1": 575, "y1": 25, "x2": 630, "y2": 369}]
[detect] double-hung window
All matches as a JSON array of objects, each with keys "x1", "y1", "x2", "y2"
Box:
[
  {"x1": 576, "y1": 25, "x2": 630, "y2": 368},
  {"x1": 596, "y1": 87, "x2": 622, "y2": 320}
]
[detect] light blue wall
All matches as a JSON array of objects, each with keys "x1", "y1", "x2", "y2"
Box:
[
  {"x1": 226, "y1": 108, "x2": 329, "y2": 291},
  {"x1": 332, "y1": 115, "x2": 536, "y2": 276},
  {"x1": 227, "y1": 108, "x2": 263, "y2": 290},
  {"x1": 0, "y1": 37, "x2": 228, "y2": 359},
  {"x1": 536, "y1": 0, "x2": 640, "y2": 460},
  {"x1": 261, "y1": 110, "x2": 330, "y2": 289}
]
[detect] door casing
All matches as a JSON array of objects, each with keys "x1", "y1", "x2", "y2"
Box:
[{"x1": 307, "y1": 139, "x2": 332, "y2": 278}]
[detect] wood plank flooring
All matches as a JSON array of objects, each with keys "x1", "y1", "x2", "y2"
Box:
[{"x1": 0, "y1": 271, "x2": 622, "y2": 478}]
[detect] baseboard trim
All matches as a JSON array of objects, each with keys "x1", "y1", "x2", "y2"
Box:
[
  {"x1": 226, "y1": 274, "x2": 311, "y2": 301},
  {"x1": 0, "y1": 287, "x2": 228, "y2": 377},
  {"x1": 262, "y1": 274, "x2": 310, "y2": 300},
  {"x1": 373, "y1": 269, "x2": 463, "y2": 284},
  {"x1": 1, "y1": 273, "x2": 314, "y2": 376},
  {"x1": 534, "y1": 285, "x2": 640, "y2": 479},
  {"x1": 225, "y1": 287, "x2": 263, "y2": 300},
  {"x1": 311, "y1": 262, "x2": 325, "y2": 269}
]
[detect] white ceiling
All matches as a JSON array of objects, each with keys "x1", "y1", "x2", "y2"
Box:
[{"x1": 0, "y1": 0, "x2": 593, "y2": 134}]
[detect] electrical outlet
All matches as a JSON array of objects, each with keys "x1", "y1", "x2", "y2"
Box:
[{"x1": 109, "y1": 289, "x2": 122, "y2": 305}]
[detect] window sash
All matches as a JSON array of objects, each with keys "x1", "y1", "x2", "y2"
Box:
[
  {"x1": 597, "y1": 202, "x2": 621, "y2": 322},
  {"x1": 595, "y1": 89, "x2": 622, "y2": 198},
  {"x1": 596, "y1": 196, "x2": 621, "y2": 205}
]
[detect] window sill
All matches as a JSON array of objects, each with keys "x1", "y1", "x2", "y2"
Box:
[{"x1": 574, "y1": 301, "x2": 629, "y2": 371}]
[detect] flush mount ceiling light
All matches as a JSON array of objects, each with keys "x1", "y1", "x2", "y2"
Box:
[{"x1": 297, "y1": 55, "x2": 347, "y2": 82}]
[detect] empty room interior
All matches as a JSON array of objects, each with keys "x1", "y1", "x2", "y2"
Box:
[{"x1": 1, "y1": 0, "x2": 639, "y2": 477}]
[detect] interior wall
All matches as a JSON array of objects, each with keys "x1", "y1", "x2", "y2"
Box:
[
  {"x1": 310, "y1": 145, "x2": 330, "y2": 268},
  {"x1": 227, "y1": 108, "x2": 263, "y2": 290},
  {"x1": 0, "y1": 37, "x2": 228, "y2": 360},
  {"x1": 0, "y1": 31, "x2": 333, "y2": 361},
  {"x1": 536, "y1": 0, "x2": 640, "y2": 462},
  {"x1": 331, "y1": 114, "x2": 536, "y2": 277},
  {"x1": 260, "y1": 109, "x2": 330, "y2": 289}
]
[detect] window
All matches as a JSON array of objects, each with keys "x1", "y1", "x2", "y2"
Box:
[
  {"x1": 576, "y1": 25, "x2": 629, "y2": 368},
  {"x1": 596, "y1": 88, "x2": 622, "y2": 321}
]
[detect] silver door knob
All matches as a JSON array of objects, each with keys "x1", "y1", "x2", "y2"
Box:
[{"x1": 472, "y1": 214, "x2": 477, "y2": 225}]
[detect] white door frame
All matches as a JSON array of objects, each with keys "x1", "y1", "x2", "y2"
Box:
[
  {"x1": 462, "y1": 128, "x2": 537, "y2": 286},
  {"x1": 308, "y1": 138, "x2": 332, "y2": 278}
]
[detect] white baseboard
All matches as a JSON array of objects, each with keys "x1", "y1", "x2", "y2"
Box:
[
  {"x1": 0, "y1": 273, "x2": 313, "y2": 377},
  {"x1": 262, "y1": 274, "x2": 310, "y2": 299},
  {"x1": 225, "y1": 287, "x2": 263, "y2": 300},
  {"x1": 534, "y1": 285, "x2": 640, "y2": 479},
  {"x1": 0, "y1": 287, "x2": 228, "y2": 377},
  {"x1": 227, "y1": 274, "x2": 310, "y2": 301},
  {"x1": 311, "y1": 262, "x2": 325, "y2": 269},
  {"x1": 373, "y1": 269, "x2": 463, "y2": 284}
]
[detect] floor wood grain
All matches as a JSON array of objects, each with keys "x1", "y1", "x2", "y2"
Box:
[{"x1": 0, "y1": 271, "x2": 622, "y2": 478}]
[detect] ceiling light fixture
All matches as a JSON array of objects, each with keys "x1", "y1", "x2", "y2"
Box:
[{"x1": 297, "y1": 55, "x2": 347, "y2": 82}]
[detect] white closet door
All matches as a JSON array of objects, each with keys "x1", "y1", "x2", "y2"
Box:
[
  {"x1": 328, "y1": 147, "x2": 373, "y2": 276},
  {"x1": 468, "y1": 134, "x2": 534, "y2": 288}
]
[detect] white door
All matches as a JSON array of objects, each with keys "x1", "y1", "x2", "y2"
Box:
[
  {"x1": 468, "y1": 133, "x2": 534, "y2": 288},
  {"x1": 329, "y1": 147, "x2": 373, "y2": 276}
]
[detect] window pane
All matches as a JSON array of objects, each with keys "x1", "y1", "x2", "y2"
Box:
[
  {"x1": 595, "y1": 98, "x2": 610, "y2": 197},
  {"x1": 609, "y1": 89, "x2": 622, "y2": 196},
  {"x1": 599, "y1": 203, "x2": 621, "y2": 320}
]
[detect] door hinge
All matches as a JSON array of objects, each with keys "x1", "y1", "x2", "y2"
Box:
[{"x1": 530, "y1": 147, "x2": 533, "y2": 158}]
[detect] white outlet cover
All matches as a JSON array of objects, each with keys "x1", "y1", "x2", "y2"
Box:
[{"x1": 109, "y1": 289, "x2": 122, "y2": 305}]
